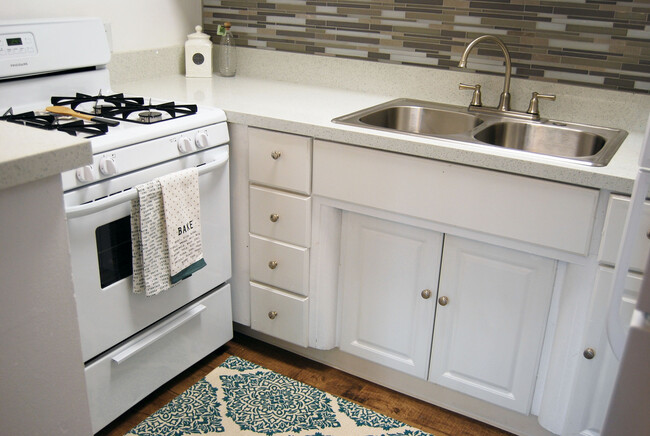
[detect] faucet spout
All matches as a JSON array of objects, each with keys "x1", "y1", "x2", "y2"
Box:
[{"x1": 458, "y1": 35, "x2": 512, "y2": 112}]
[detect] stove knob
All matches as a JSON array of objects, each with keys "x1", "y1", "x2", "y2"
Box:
[
  {"x1": 178, "y1": 136, "x2": 193, "y2": 153},
  {"x1": 195, "y1": 131, "x2": 210, "y2": 149},
  {"x1": 76, "y1": 165, "x2": 95, "y2": 183},
  {"x1": 99, "y1": 157, "x2": 118, "y2": 176}
]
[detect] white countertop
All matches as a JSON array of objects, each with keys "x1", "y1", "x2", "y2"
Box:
[
  {"x1": 0, "y1": 121, "x2": 91, "y2": 190},
  {"x1": 117, "y1": 72, "x2": 646, "y2": 195}
]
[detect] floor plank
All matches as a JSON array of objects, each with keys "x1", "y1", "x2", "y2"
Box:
[{"x1": 96, "y1": 332, "x2": 513, "y2": 436}]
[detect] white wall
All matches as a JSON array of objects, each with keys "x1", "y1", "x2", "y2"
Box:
[{"x1": 0, "y1": 0, "x2": 201, "y2": 53}]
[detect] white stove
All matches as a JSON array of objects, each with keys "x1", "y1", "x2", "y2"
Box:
[{"x1": 1, "y1": 17, "x2": 233, "y2": 433}]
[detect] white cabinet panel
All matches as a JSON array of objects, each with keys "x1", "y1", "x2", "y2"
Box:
[
  {"x1": 429, "y1": 236, "x2": 556, "y2": 413},
  {"x1": 250, "y1": 282, "x2": 309, "y2": 347},
  {"x1": 338, "y1": 212, "x2": 444, "y2": 378},
  {"x1": 562, "y1": 267, "x2": 639, "y2": 436},
  {"x1": 249, "y1": 234, "x2": 310, "y2": 296},
  {"x1": 248, "y1": 127, "x2": 312, "y2": 194},
  {"x1": 313, "y1": 139, "x2": 598, "y2": 256},
  {"x1": 599, "y1": 194, "x2": 650, "y2": 273},
  {"x1": 250, "y1": 185, "x2": 311, "y2": 247}
]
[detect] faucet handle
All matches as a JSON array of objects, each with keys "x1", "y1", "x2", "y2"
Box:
[
  {"x1": 526, "y1": 92, "x2": 556, "y2": 117},
  {"x1": 459, "y1": 83, "x2": 482, "y2": 107}
]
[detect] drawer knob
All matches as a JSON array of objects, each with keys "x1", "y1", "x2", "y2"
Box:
[
  {"x1": 268, "y1": 260, "x2": 278, "y2": 270},
  {"x1": 271, "y1": 151, "x2": 282, "y2": 160},
  {"x1": 583, "y1": 347, "x2": 596, "y2": 360},
  {"x1": 421, "y1": 289, "x2": 432, "y2": 299},
  {"x1": 270, "y1": 213, "x2": 280, "y2": 223},
  {"x1": 438, "y1": 296, "x2": 449, "y2": 306},
  {"x1": 268, "y1": 311, "x2": 278, "y2": 320}
]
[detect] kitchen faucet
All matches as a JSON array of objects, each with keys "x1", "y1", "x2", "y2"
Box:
[
  {"x1": 458, "y1": 35, "x2": 512, "y2": 112},
  {"x1": 458, "y1": 35, "x2": 555, "y2": 121}
]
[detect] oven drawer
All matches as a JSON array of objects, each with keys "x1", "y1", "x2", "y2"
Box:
[
  {"x1": 84, "y1": 284, "x2": 233, "y2": 433},
  {"x1": 248, "y1": 127, "x2": 312, "y2": 195},
  {"x1": 250, "y1": 234, "x2": 310, "y2": 296},
  {"x1": 250, "y1": 185, "x2": 311, "y2": 247},
  {"x1": 250, "y1": 281, "x2": 308, "y2": 347}
]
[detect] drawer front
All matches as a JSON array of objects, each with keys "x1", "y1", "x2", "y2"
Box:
[
  {"x1": 313, "y1": 139, "x2": 599, "y2": 256},
  {"x1": 250, "y1": 234, "x2": 309, "y2": 296},
  {"x1": 599, "y1": 195, "x2": 650, "y2": 273},
  {"x1": 249, "y1": 127, "x2": 312, "y2": 194},
  {"x1": 250, "y1": 185, "x2": 311, "y2": 247},
  {"x1": 250, "y1": 281, "x2": 308, "y2": 347},
  {"x1": 84, "y1": 285, "x2": 233, "y2": 433}
]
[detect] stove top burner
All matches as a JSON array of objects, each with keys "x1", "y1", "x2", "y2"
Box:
[
  {"x1": 138, "y1": 110, "x2": 163, "y2": 123},
  {"x1": 1, "y1": 107, "x2": 109, "y2": 137},
  {"x1": 51, "y1": 93, "x2": 198, "y2": 124},
  {"x1": 51, "y1": 92, "x2": 145, "y2": 112}
]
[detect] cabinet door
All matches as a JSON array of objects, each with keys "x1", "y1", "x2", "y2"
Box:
[
  {"x1": 562, "y1": 267, "x2": 639, "y2": 436},
  {"x1": 339, "y1": 212, "x2": 443, "y2": 379},
  {"x1": 429, "y1": 236, "x2": 556, "y2": 413}
]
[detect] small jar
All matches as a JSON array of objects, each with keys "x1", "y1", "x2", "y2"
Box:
[{"x1": 185, "y1": 25, "x2": 212, "y2": 78}]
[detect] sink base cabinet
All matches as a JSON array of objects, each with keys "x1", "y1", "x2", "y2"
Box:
[
  {"x1": 430, "y1": 236, "x2": 556, "y2": 414},
  {"x1": 338, "y1": 211, "x2": 444, "y2": 378}
]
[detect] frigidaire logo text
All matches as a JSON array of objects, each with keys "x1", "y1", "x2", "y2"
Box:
[{"x1": 10, "y1": 62, "x2": 28, "y2": 67}]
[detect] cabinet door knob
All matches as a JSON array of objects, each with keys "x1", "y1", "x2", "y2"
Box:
[
  {"x1": 421, "y1": 289, "x2": 432, "y2": 299},
  {"x1": 438, "y1": 296, "x2": 449, "y2": 306},
  {"x1": 583, "y1": 348, "x2": 596, "y2": 360},
  {"x1": 270, "y1": 213, "x2": 280, "y2": 222},
  {"x1": 268, "y1": 311, "x2": 278, "y2": 320},
  {"x1": 268, "y1": 260, "x2": 278, "y2": 269},
  {"x1": 271, "y1": 151, "x2": 282, "y2": 160}
]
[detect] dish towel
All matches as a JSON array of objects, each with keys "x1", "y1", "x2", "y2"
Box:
[
  {"x1": 159, "y1": 167, "x2": 206, "y2": 284},
  {"x1": 131, "y1": 179, "x2": 174, "y2": 296}
]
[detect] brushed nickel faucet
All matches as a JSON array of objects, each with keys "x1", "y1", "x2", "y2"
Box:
[
  {"x1": 458, "y1": 35, "x2": 555, "y2": 121},
  {"x1": 458, "y1": 35, "x2": 512, "y2": 112}
]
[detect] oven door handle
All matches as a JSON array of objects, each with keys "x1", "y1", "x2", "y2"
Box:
[
  {"x1": 111, "y1": 303, "x2": 207, "y2": 365},
  {"x1": 64, "y1": 155, "x2": 228, "y2": 219}
]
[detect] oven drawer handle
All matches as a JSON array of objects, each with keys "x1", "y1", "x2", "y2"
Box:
[
  {"x1": 65, "y1": 155, "x2": 228, "y2": 219},
  {"x1": 111, "y1": 303, "x2": 207, "y2": 365}
]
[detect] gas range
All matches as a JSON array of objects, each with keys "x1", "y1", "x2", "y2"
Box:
[{"x1": 0, "y1": 18, "x2": 228, "y2": 192}]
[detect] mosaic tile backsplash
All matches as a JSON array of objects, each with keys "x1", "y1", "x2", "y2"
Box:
[{"x1": 202, "y1": 0, "x2": 650, "y2": 94}]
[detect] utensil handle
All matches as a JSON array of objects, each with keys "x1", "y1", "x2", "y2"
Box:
[{"x1": 91, "y1": 116, "x2": 120, "y2": 126}]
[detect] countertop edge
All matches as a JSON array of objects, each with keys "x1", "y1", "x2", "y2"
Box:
[{"x1": 0, "y1": 122, "x2": 92, "y2": 191}]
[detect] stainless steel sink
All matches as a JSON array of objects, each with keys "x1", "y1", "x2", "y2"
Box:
[
  {"x1": 333, "y1": 98, "x2": 628, "y2": 166},
  {"x1": 356, "y1": 104, "x2": 483, "y2": 136},
  {"x1": 472, "y1": 121, "x2": 625, "y2": 165},
  {"x1": 333, "y1": 98, "x2": 483, "y2": 136}
]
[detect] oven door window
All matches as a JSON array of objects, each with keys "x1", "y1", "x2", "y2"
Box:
[{"x1": 95, "y1": 216, "x2": 132, "y2": 288}]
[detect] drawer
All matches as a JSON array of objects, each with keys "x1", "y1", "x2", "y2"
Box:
[
  {"x1": 250, "y1": 185, "x2": 311, "y2": 247},
  {"x1": 84, "y1": 285, "x2": 233, "y2": 433},
  {"x1": 249, "y1": 127, "x2": 312, "y2": 194},
  {"x1": 250, "y1": 234, "x2": 309, "y2": 296},
  {"x1": 250, "y1": 281, "x2": 308, "y2": 347},
  {"x1": 599, "y1": 195, "x2": 650, "y2": 273},
  {"x1": 313, "y1": 139, "x2": 599, "y2": 256}
]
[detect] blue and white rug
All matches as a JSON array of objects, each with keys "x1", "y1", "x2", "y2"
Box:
[{"x1": 126, "y1": 356, "x2": 433, "y2": 436}]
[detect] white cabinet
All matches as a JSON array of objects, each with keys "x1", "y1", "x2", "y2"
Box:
[
  {"x1": 247, "y1": 127, "x2": 312, "y2": 347},
  {"x1": 429, "y1": 236, "x2": 556, "y2": 413},
  {"x1": 338, "y1": 211, "x2": 444, "y2": 378}
]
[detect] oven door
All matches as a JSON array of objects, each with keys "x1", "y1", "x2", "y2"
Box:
[{"x1": 64, "y1": 145, "x2": 231, "y2": 362}]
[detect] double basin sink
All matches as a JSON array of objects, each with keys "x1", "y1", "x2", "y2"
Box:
[{"x1": 332, "y1": 98, "x2": 628, "y2": 166}]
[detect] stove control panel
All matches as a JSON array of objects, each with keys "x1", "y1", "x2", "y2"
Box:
[
  {"x1": 61, "y1": 122, "x2": 230, "y2": 191},
  {"x1": 0, "y1": 32, "x2": 36, "y2": 58}
]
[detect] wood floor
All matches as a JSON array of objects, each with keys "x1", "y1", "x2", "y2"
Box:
[{"x1": 96, "y1": 332, "x2": 513, "y2": 436}]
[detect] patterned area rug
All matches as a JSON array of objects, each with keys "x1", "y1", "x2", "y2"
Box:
[{"x1": 126, "y1": 356, "x2": 433, "y2": 436}]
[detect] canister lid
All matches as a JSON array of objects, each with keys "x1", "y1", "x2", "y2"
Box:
[{"x1": 187, "y1": 25, "x2": 210, "y2": 40}]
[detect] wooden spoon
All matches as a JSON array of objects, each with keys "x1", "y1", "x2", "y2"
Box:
[{"x1": 46, "y1": 106, "x2": 120, "y2": 127}]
